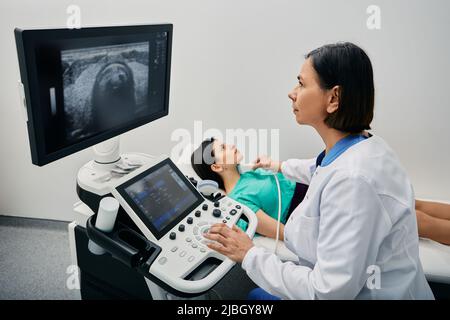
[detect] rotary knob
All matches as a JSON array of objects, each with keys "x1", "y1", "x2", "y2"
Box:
[
  {"x1": 212, "y1": 209, "x2": 221, "y2": 218},
  {"x1": 195, "y1": 210, "x2": 201, "y2": 217},
  {"x1": 214, "y1": 201, "x2": 220, "y2": 207},
  {"x1": 187, "y1": 217, "x2": 193, "y2": 224},
  {"x1": 202, "y1": 203, "x2": 208, "y2": 211},
  {"x1": 169, "y1": 232, "x2": 176, "y2": 240}
]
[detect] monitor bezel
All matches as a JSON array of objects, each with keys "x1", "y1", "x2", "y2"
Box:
[
  {"x1": 115, "y1": 158, "x2": 204, "y2": 240},
  {"x1": 14, "y1": 24, "x2": 173, "y2": 166}
]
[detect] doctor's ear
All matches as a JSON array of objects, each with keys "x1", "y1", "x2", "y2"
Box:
[
  {"x1": 326, "y1": 85, "x2": 340, "y2": 114},
  {"x1": 211, "y1": 163, "x2": 223, "y2": 173}
]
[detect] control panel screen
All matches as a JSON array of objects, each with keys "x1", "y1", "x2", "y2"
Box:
[{"x1": 116, "y1": 158, "x2": 204, "y2": 239}]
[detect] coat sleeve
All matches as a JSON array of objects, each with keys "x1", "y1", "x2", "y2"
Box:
[
  {"x1": 281, "y1": 158, "x2": 317, "y2": 185},
  {"x1": 242, "y1": 172, "x2": 391, "y2": 300}
]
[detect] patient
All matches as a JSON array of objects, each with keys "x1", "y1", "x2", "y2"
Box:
[
  {"x1": 416, "y1": 200, "x2": 450, "y2": 245},
  {"x1": 191, "y1": 138, "x2": 308, "y2": 240},
  {"x1": 191, "y1": 138, "x2": 450, "y2": 246}
]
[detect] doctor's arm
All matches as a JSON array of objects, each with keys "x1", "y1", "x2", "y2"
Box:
[
  {"x1": 253, "y1": 156, "x2": 316, "y2": 185},
  {"x1": 240, "y1": 173, "x2": 390, "y2": 300},
  {"x1": 280, "y1": 158, "x2": 317, "y2": 185}
]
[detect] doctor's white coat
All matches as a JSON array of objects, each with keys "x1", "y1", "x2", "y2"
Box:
[{"x1": 242, "y1": 135, "x2": 434, "y2": 299}]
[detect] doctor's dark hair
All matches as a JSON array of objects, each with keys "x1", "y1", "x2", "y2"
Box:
[
  {"x1": 191, "y1": 138, "x2": 225, "y2": 190},
  {"x1": 305, "y1": 42, "x2": 374, "y2": 133}
]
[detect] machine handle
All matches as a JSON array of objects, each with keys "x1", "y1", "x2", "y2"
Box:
[
  {"x1": 86, "y1": 215, "x2": 161, "y2": 268},
  {"x1": 241, "y1": 206, "x2": 258, "y2": 239}
]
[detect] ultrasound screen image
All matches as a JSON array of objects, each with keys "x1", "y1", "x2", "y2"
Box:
[
  {"x1": 61, "y1": 42, "x2": 151, "y2": 141},
  {"x1": 123, "y1": 164, "x2": 199, "y2": 232},
  {"x1": 16, "y1": 25, "x2": 172, "y2": 165}
]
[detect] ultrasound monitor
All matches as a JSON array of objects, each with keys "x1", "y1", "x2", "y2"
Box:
[
  {"x1": 15, "y1": 24, "x2": 172, "y2": 166},
  {"x1": 115, "y1": 158, "x2": 204, "y2": 240}
]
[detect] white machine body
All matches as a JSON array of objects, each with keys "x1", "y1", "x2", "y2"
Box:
[{"x1": 77, "y1": 153, "x2": 155, "y2": 196}]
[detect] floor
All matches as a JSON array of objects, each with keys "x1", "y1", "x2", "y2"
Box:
[
  {"x1": 0, "y1": 216, "x2": 81, "y2": 299},
  {"x1": 0, "y1": 215, "x2": 256, "y2": 300}
]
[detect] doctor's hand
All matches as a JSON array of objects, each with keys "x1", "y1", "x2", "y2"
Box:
[
  {"x1": 204, "y1": 223, "x2": 254, "y2": 263},
  {"x1": 252, "y1": 155, "x2": 282, "y2": 173}
]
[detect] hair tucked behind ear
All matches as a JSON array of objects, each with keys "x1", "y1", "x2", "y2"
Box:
[{"x1": 191, "y1": 138, "x2": 225, "y2": 190}]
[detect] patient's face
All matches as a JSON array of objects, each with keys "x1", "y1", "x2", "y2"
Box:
[
  {"x1": 212, "y1": 140, "x2": 243, "y2": 167},
  {"x1": 288, "y1": 58, "x2": 329, "y2": 128}
]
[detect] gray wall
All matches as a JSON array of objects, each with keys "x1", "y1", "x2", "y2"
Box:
[{"x1": 0, "y1": 0, "x2": 449, "y2": 221}]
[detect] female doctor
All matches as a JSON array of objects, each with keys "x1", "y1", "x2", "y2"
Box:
[{"x1": 204, "y1": 42, "x2": 434, "y2": 299}]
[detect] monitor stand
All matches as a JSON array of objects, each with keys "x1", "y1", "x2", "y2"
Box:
[
  {"x1": 92, "y1": 136, "x2": 121, "y2": 164},
  {"x1": 76, "y1": 136, "x2": 156, "y2": 204}
]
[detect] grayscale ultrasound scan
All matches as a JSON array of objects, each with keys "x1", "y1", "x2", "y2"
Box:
[{"x1": 61, "y1": 42, "x2": 150, "y2": 141}]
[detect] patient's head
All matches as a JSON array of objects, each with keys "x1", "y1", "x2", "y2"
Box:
[{"x1": 191, "y1": 138, "x2": 243, "y2": 190}]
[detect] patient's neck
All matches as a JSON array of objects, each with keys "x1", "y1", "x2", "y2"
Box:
[{"x1": 221, "y1": 166, "x2": 241, "y2": 194}]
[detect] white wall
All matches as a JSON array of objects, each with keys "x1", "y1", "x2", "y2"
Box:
[{"x1": 0, "y1": 0, "x2": 449, "y2": 221}]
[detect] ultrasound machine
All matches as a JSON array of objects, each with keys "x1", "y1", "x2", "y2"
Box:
[{"x1": 15, "y1": 24, "x2": 257, "y2": 299}]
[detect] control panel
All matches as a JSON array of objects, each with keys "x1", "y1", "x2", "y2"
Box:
[{"x1": 110, "y1": 156, "x2": 257, "y2": 294}]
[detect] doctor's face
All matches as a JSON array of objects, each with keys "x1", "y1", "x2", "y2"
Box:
[{"x1": 288, "y1": 58, "x2": 329, "y2": 127}]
